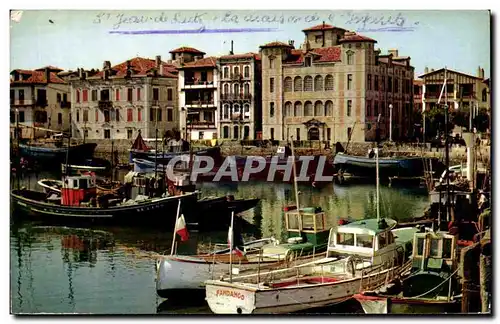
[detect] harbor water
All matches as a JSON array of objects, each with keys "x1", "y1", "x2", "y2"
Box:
[{"x1": 10, "y1": 171, "x2": 430, "y2": 314}]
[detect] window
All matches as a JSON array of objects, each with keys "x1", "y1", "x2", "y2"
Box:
[
  {"x1": 34, "y1": 111, "x2": 48, "y2": 123},
  {"x1": 153, "y1": 88, "x2": 159, "y2": 101},
  {"x1": 200, "y1": 71, "x2": 208, "y2": 82},
  {"x1": 347, "y1": 52, "x2": 354, "y2": 65},
  {"x1": 347, "y1": 74, "x2": 353, "y2": 90},
  {"x1": 325, "y1": 75, "x2": 334, "y2": 91},
  {"x1": 314, "y1": 75, "x2": 323, "y2": 91},
  {"x1": 199, "y1": 131, "x2": 204, "y2": 140},
  {"x1": 82, "y1": 89, "x2": 88, "y2": 102},
  {"x1": 223, "y1": 126, "x2": 229, "y2": 138},
  {"x1": 244, "y1": 104, "x2": 250, "y2": 118},
  {"x1": 374, "y1": 101, "x2": 379, "y2": 117},
  {"x1": 327, "y1": 128, "x2": 331, "y2": 141},
  {"x1": 10, "y1": 89, "x2": 14, "y2": 102},
  {"x1": 18, "y1": 111, "x2": 25, "y2": 122},
  {"x1": 287, "y1": 213, "x2": 300, "y2": 230},
  {"x1": 270, "y1": 78, "x2": 274, "y2": 93},
  {"x1": 378, "y1": 232, "x2": 387, "y2": 249},
  {"x1": 443, "y1": 238, "x2": 453, "y2": 259},
  {"x1": 347, "y1": 100, "x2": 352, "y2": 117},
  {"x1": 91, "y1": 90, "x2": 97, "y2": 101},
  {"x1": 127, "y1": 108, "x2": 133, "y2": 122},
  {"x1": 294, "y1": 76, "x2": 302, "y2": 92},
  {"x1": 115, "y1": 109, "x2": 120, "y2": 122},
  {"x1": 296, "y1": 128, "x2": 300, "y2": 141},
  {"x1": 137, "y1": 88, "x2": 141, "y2": 101},
  {"x1": 167, "y1": 88, "x2": 173, "y2": 101},
  {"x1": 233, "y1": 126, "x2": 239, "y2": 139},
  {"x1": 127, "y1": 88, "x2": 133, "y2": 101},
  {"x1": 367, "y1": 74, "x2": 372, "y2": 90},
  {"x1": 366, "y1": 100, "x2": 371, "y2": 117},
  {"x1": 270, "y1": 128, "x2": 274, "y2": 140},
  {"x1": 234, "y1": 66, "x2": 240, "y2": 77},
  {"x1": 115, "y1": 89, "x2": 120, "y2": 101},
  {"x1": 244, "y1": 83, "x2": 250, "y2": 96},
  {"x1": 223, "y1": 67, "x2": 229, "y2": 79},
  {"x1": 416, "y1": 237, "x2": 425, "y2": 256},
  {"x1": 283, "y1": 77, "x2": 292, "y2": 92},
  {"x1": 482, "y1": 89, "x2": 487, "y2": 102},
  {"x1": 76, "y1": 110, "x2": 80, "y2": 122},
  {"x1": 356, "y1": 234, "x2": 373, "y2": 248},
  {"x1": 388, "y1": 77, "x2": 392, "y2": 92},
  {"x1": 76, "y1": 89, "x2": 80, "y2": 103},
  {"x1": 104, "y1": 129, "x2": 110, "y2": 139},
  {"x1": 127, "y1": 129, "x2": 133, "y2": 139},
  {"x1": 244, "y1": 66, "x2": 250, "y2": 78},
  {"x1": 83, "y1": 110, "x2": 88, "y2": 122},
  {"x1": 304, "y1": 101, "x2": 313, "y2": 116},
  {"x1": 315, "y1": 35, "x2": 323, "y2": 44},
  {"x1": 56, "y1": 93, "x2": 61, "y2": 103},
  {"x1": 304, "y1": 76, "x2": 313, "y2": 91},
  {"x1": 167, "y1": 108, "x2": 174, "y2": 121},
  {"x1": 95, "y1": 110, "x2": 99, "y2": 122},
  {"x1": 305, "y1": 57, "x2": 312, "y2": 67},
  {"x1": 430, "y1": 238, "x2": 440, "y2": 257},
  {"x1": 394, "y1": 78, "x2": 399, "y2": 93},
  {"x1": 302, "y1": 215, "x2": 315, "y2": 230},
  {"x1": 325, "y1": 100, "x2": 333, "y2": 116},
  {"x1": 337, "y1": 233, "x2": 354, "y2": 245},
  {"x1": 233, "y1": 104, "x2": 240, "y2": 113},
  {"x1": 347, "y1": 127, "x2": 352, "y2": 139},
  {"x1": 137, "y1": 108, "x2": 142, "y2": 121},
  {"x1": 269, "y1": 57, "x2": 274, "y2": 69},
  {"x1": 381, "y1": 76, "x2": 385, "y2": 91},
  {"x1": 150, "y1": 108, "x2": 161, "y2": 121},
  {"x1": 314, "y1": 101, "x2": 323, "y2": 116},
  {"x1": 104, "y1": 110, "x2": 110, "y2": 122},
  {"x1": 233, "y1": 83, "x2": 240, "y2": 94},
  {"x1": 270, "y1": 102, "x2": 275, "y2": 118},
  {"x1": 284, "y1": 102, "x2": 292, "y2": 117},
  {"x1": 294, "y1": 102, "x2": 302, "y2": 117}
]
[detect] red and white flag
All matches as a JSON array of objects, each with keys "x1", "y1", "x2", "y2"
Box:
[
  {"x1": 227, "y1": 226, "x2": 244, "y2": 257},
  {"x1": 175, "y1": 214, "x2": 189, "y2": 242}
]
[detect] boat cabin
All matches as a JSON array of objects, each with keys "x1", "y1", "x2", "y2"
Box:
[
  {"x1": 327, "y1": 218, "x2": 402, "y2": 266},
  {"x1": 61, "y1": 174, "x2": 96, "y2": 206},
  {"x1": 284, "y1": 206, "x2": 330, "y2": 246},
  {"x1": 411, "y1": 231, "x2": 458, "y2": 274}
]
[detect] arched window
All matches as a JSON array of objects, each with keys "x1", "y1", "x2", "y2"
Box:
[
  {"x1": 347, "y1": 52, "x2": 354, "y2": 65},
  {"x1": 244, "y1": 66, "x2": 250, "y2": 78},
  {"x1": 244, "y1": 126, "x2": 250, "y2": 139},
  {"x1": 325, "y1": 100, "x2": 334, "y2": 116},
  {"x1": 314, "y1": 75, "x2": 323, "y2": 91},
  {"x1": 115, "y1": 109, "x2": 120, "y2": 121},
  {"x1": 223, "y1": 67, "x2": 229, "y2": 79},
  {"x1": 233, "y1": 104, "x2": 240, "y2": 114},
  {"x1": 243, "y1": 104, "x2": 250, "y2": 119},
  {"x1": 233, "y1": 125, "x2": 239, "y2": 139},
  {"x1": 233, "y1": 83, "x2": 240, "y2": 94},
  {"x1": 223, "y1": 126, "x2": 229, "y2": 138},
  {"x1": 304, "y1": 101, "x2": 313, "y2": 116},
  {"x1": 284, "y1": 101, "x2": 293, "y2": 117},
  {"x1": 234, "y1": 66, "x2": 240, "y2": 77},
  {"x1": 294, "y1": 101, "x2": 302, "y2": 117},
  {"x1": 325, "y1": 75, "x2": 334, "y2": 91},
  {"x1": 223, "y1": 104, "x2": 230, "y2": 119},
  {"x1": 223, "y1": 83, "x2": 229, "y2": 94},
  {"x1": 244, "y1": 83, "x2": 250, "y2": 96},
  {"x1": 304, "y1": 76, "x2": 313, "y2": 91},
  {"x1": 482, "y1": 88, "x2": 487, "y2": 102},
  {"x1": 314, "y1": 101, "x2": 323, "y2": 116},
  {"x1": 294, "y1": 76, "x2": 302, "y2": 92},
  {"x1": 284, "y1": 77, "x2": 292, "y2": 92},
  {"x1": 76, "y1": 110, "x2": 80, "y2": 122}
]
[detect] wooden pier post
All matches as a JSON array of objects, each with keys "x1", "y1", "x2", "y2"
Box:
[{"x1": 479, "y1": 232, "x2": 491, "y2": 313}]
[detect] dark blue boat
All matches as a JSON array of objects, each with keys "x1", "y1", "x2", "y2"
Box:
[{"x1": 19, "y1": 143, "x2": 97, "y2": 166}]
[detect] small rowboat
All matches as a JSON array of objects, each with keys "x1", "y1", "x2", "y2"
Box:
[{"x1": 37, "y1": 179, "x2": 63, "y2": 194}]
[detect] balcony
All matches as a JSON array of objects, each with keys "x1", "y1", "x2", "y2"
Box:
[
  {"x1": 152, "y1": 100, "x2": 160, "y2": 107},
  {"x1": 220, "y1": 93, "x2": 252, "y2": 101},
  {"x1": 185, "y1": 100, "x2": 215, "y2": 108},
  {"x1": 187, "y1": 121, "x2": 216, "y2": 129},
  {"x1": 60, "y1": 101, "x2": 71, "y2": 109},
  {"x1": 183, "y1": 80, "x2": 216, "y2": 89},
  {"x1": 98, "y1": 100, "x2": 113, "y2": 109},
  {"x1": 36, "y1": 99, "x2": 48, "y2": 107},
  {"x1": 11, "y1": 99, "x2": 34, "y2": 106}
]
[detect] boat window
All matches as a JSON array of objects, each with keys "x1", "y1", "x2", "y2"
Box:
[
  {"x1": 356, "y1": 234, "x2": 373, "y2": 248},
  {"x1": 443, "y1": 238, "x2": 453, "y2": 259},
  {"x1": 430, "y1": 238, "x2": 440, "y2": 257},
  {"x1": 287, "y1": 213, "x2": 300, "y2": 230},
  {"x1": 315, "y1": 213, "x2": 325, "y2": 230},
  {"x1": 378, "y1": 232, "x2": 387, "y2": 249},
  {"x1": 337, "y1": 233, "x2": 354, "y2": 246},
  {"x1": 80, "y1": 179, "x2": 88, "y2": 189},
  {"x1": 302, "y1": 214, "x2": 315, "y2": 230},
  {"x1": 416, "y1": 237, "x2": 425, "y2": 256},
  {"x1": 73, "y1": 180, "x2": 78, "y2": 188}
]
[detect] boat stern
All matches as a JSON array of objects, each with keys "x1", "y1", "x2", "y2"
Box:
[
  {"x1": 205, "y1": 280, "x2": 257, "y2": 314},
  {"x1": 156, "y1": 255, "x2": 209, "y2": 298}
]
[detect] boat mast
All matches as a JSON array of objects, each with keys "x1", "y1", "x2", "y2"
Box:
[
  {"x1": 444, "y1": 67, "x2": 450, "y2": 228},
  {"x1": 64, "y1": 113, "x2": 72, "y2": 178},
  {"x1": 16, "y1": 108, "x2": 20, "y2": 190},
  {"x1": 170, "y1": 199, "x2": 182, "y2": 255},
  {"x1": 154, "y1": 113, "x2": 158, "y2": 179},
  {"x1": 376, "y1": 115, "x2": 381, "y2": 222},
  {"x1": 290, "y1": 136, "x2": 300, "y2": 212},
  {"x1": 229, "y1": 210, "x2": 235, "y2": 283}
]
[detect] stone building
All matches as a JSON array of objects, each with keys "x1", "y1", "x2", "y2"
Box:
[
  {"x1": 10, "y1": 66, "x2": 71, "y2": 139},
  {"x1": 176, "y1": 47, "x2": 219, "y2": 140},
  {"x1": 69, "y1": 56, "x2": 178, "y2": 141},
  {"x1": 218, "y1": 51, "x2": 262, "y2": 140},
  {"x1": 259, "y1": 23, "x2": 414, "y2": 143},
  {"x1": 418, "y1": 66, "x2": 490, "y2": 118}
]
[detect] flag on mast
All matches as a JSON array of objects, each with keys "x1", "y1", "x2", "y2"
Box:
[
  {"x1": 227, "y1": 225, "x2": 244, "y2": 257},
  {"x1": 174, "y1": 214, "x2": 189, "y2": 242}
]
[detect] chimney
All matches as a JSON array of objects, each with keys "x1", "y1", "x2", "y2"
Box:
[
  {"x1": 477, "y1": 66, "x2": 482, "y2": 78},
  {"x1": 481, "y1": 68, "x2": 485, "y2": 79},
  {"x1": 388, "y1": 49, "x2": 398, "y2": 58},
  {"x1": 424, "y1": 66, "x2": 429, "y2": 74},
  {"x1": 155, "y1": 55, "x2": 161, "y2": 69},
  {"x1": 78, "y1": 68, "x2": 83, "y2": 79},
  {"x1": 45, "y1": 68, "x2": 50, "y2": 83},
  {"x1": 103, "y1": 61, "x2": 111, "y2": 70},
  {"x1": 230, "y1": 40, "x2": 234, "y2": 55}
]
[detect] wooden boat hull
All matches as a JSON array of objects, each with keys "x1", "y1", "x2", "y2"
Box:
[
  {"x1": 353, "y1": 294, "x2": 461, "y2": 314},
  {"x1": 19, "y1": 143, "x2": 97, "y2": 165},
  {"x1": 10, "y1": 189, "x2": 198, "y2": 227}
]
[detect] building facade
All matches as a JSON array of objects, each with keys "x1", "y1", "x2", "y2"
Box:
[
  {"x1": 10, "y1": 66, "x2": 71, "y2": 139},
  {"x1": 259, "y1": 24, "x2": 414, "y2": 143},
  {"x1": 218, "y1": 52, "x2": 262, "y2": 140},
  {"x1": 69, "y1": 56, "x2": 178, "y2": 141},
  {"x1": 176, "y1": 47, "x2": 219, "y2": 140}
]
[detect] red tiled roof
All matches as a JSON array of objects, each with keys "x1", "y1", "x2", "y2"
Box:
[
  {"x1": 302, "y1": 24, "x2": 345, "y2": 32},
  {"x1": 35, "y1": 65, "x2": 64, "y2": 72},
  {"x1": 339, "y1": 32, "x2": 377, "y2": 43},
  {"x1": 284, "y1": 46, "x2": 342, "y2": 64},
  {"x1": 10, "y1": 69, "x2": 66, "y2": 84},
  {"x1": 180, "y1": 57, "x2": 217, "y2": 69},
  {"x1": 93, "y1": 57, "x2": 178, "y2": 78},
  {"x1": 169, "y1": 47, "x2": 205, "y2": 55},
  {"x1": 219, "y1": 52, "x2": 259, "y2": 60},
  {"x1": 418, "y1": 68, "x2": 483, "y2": 80},
  {"x1": 260, "y1": 41, "x2": 293, "y2": 48}
]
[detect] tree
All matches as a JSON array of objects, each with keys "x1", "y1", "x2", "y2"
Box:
[{"x1": 474, "y1": 108, "x2": 490, "y2": 133}]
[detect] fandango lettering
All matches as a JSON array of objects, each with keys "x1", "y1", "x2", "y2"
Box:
[{"x1": 216, "y1": 289, "x2": 245, "y2": 300}]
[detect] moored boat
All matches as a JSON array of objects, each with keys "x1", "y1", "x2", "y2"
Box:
[
  {"x1": 61, "y1": 158, "x2": 111, "y2": 174},
  {"x1": 37, "y1": 179, "x2": 63, "y2": 194},
  {"x1": 19, "y1": 142, "x2": 97, "y2": 166}
]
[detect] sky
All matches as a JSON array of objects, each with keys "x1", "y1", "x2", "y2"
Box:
[{"x1": 10, "y1": 10, "x2": 491, "y2": 78}]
